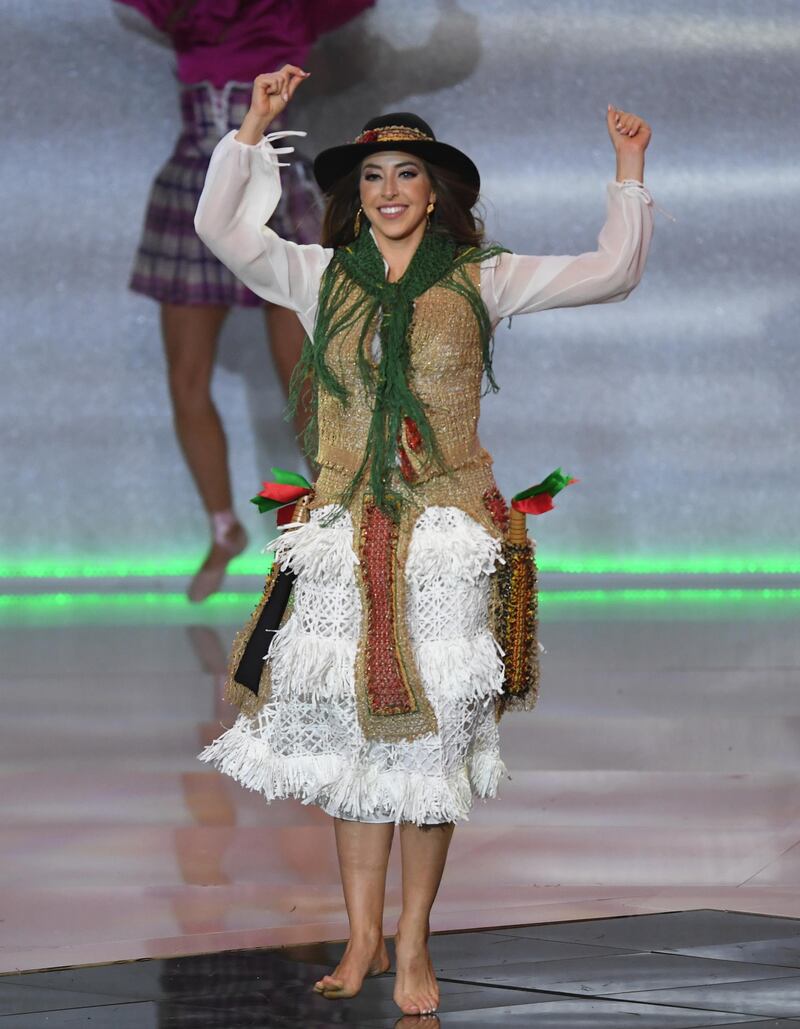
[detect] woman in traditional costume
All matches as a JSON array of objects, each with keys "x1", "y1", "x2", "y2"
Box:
[{"x1": 196, "y1": 65, "x2": 654, "y2": 1016}]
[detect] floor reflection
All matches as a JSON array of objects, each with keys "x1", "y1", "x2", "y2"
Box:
[
  {"x1": 2, "y1": 910, "x2": 798, "y2": 1026},
  {"x1": 1, "y1": 581, "x2": 799, "y2": 976}
]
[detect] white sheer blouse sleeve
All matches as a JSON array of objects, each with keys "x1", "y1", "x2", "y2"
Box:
[
  {"x1": 481, "y1": 180, "x2": 655, "y2": 324},
  {"x1": 194, "y1": 129, "x2": 333, "y2": 333}
]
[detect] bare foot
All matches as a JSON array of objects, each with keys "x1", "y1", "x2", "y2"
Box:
[
  {"x1": 187, "y1": 523, "x2": 247, "y2": 603},
  {"x1": 393, "y1": 926, "x2": 439, "y2": 1016},
  {"x1": 313, "y1": 930, "x2": 390, "y2": 998}
]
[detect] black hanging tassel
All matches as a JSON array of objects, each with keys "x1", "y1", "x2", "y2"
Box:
[{"x1": 233, "y1": 568, "x2": 296, "y2": 695}]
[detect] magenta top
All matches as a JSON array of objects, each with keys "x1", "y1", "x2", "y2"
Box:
[{"x1": 116, "y1": 0, "x2": 375, "y2": 87}]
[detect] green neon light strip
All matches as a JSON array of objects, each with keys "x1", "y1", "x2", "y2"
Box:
[
  {"x1": 2, "y1": 588, "x2": 800, "y2": 629},
  {"x1": 545, "y1": 587, "x2": 800, "y2": 606},
  {"x1": 0, "y1": 592, "x2": 251, "y2": 611},
  {"x1": 543, "y1": 555, "x2": 800, "y2": 575},
  {"x1": 0, "y1": 587, "x2": 795, "y2": 609},
  {"x1": 2, "y1": 554, "x2": 800, "y2": 577},
  {"x1": 0, "y1": 555, "x2": 272, "y2": 579}
]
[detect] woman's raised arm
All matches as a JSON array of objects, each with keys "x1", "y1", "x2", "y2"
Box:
[
  {"x1": 482, "y1": 178, "x2": 655, "y2": 321},
  {"x1": 194, "y1": 68, "x2": 333, "y2": 328},
  {"x1": 482, "y1": 104, "x2": 655, "y2": 322}
]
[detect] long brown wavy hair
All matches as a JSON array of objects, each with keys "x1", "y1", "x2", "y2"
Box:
[{"x1": 320, "y1": 157, "x2": 486, "y2": 250}]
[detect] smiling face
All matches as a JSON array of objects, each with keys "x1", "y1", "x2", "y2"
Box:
[{"x1": 359, "y1": 151, "x2": 435, "y2": 245}]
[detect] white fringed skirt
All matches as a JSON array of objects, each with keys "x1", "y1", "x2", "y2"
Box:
[{"x1": 198, "y1": 505, "x2": 509, "y2": 825}]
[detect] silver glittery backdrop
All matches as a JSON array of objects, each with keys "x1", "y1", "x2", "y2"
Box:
[{"x1": 2, "y1": 0, "x2": 798, "y2": 566}]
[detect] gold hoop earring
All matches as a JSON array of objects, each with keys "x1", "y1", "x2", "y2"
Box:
[
  {"x1": 426, "y1": 201, "x2": 436, "y2": 229},
  {"x1": 354, "y1": 206, "x2": 363, "y2": 237}
]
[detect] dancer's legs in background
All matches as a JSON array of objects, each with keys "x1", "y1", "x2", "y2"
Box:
[
  {"x1": 162, "y1": 302, "x2": 232, "y2": 515},
  {"x1": 162, "y1": 300, "x2": 308, "y2": 601},
  {"x1": 263, "y1": 301, "x2": 310, "y2": 446},
  {"x1": 161, "y1": 301, "x2": 246, "y2": 602}
]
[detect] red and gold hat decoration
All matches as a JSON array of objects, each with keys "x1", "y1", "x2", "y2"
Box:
[{"x1": 353, "y1": 125, "x2": 435, "y2": 145}]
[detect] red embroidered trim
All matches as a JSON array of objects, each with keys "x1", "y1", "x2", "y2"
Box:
[
  {"x1": 360, "y1": 500, "x2": 418, "y2": 715},
  {"x1": 397, "y1": 442, "x2": 416, "y2": 483},
  {"x1": 403, "y1": 416, "x2": 423, "y2": 453},
  {"x1": 482, "y1": 486, "x2": 510, "y2": 534},
  {"x1": 353, "y1": 125, "x2": 433, "y2": 145}
]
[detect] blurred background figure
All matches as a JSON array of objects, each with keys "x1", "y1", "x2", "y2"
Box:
[{"x1": 113, "y1": 0, "x2": 375, "y2": 602}]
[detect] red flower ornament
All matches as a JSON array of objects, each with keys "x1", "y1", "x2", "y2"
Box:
[
  {"x1": 511, "y1": 468, "x2": 578, "y2": 516},
  {"x1": 250, "y1": 468, "x2": 313, "y2": 526}
]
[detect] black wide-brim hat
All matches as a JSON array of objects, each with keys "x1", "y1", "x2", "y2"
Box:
[{"x1": 313, "y1": 112, "x2": 480, "y2": 204}]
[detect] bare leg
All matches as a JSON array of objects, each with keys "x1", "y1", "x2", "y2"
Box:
[
  {"x1": 393, "y1": 821, "x2": 455, "y2": 1016},
  {"x1": 162, "y1": 302, "x2": 230, "y2": 509},
  {"x1": 161, "y1": 303, "x2": 247, "y2": 600},
  {"x1": 264, "y1": 302, "x2": 311, "y2": 444},
  {"x1": 314, "y1": 818, "x2": 394, "y2": 998}
]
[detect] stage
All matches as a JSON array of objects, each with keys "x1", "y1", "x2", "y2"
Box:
[{"x1": 2, "y1": 575, "x2": 798, "y2": 981}]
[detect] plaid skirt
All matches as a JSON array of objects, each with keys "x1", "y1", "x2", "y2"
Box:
[{"x1": 129, "y1": 82, "x2": 322, "y2": 307}]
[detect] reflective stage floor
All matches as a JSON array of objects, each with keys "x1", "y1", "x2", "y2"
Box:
[
  {"x1": 1, "y1": 577, "x2": 799, "y2": 984},
  {"x1": 2, "y1": 910, "x2": 800, "y2": 1026}
]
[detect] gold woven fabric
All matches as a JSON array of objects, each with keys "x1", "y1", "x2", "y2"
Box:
[
  {"x1": 224, "y1": 266, "x2": 540, "y2": 741},
  {"x1": 315, "y1": 269, "x2": 490, "y2": 488},
  {"x1": 493, "y1": 539, "x2": 540, "y2": 717},
  {"x1": 310, "y1": 265, "x2": 534, "y2": 744}
]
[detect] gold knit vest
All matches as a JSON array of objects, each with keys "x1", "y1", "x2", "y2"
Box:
[{"x1": 309, "y1": 265, "x2": 509, "y2": 743}]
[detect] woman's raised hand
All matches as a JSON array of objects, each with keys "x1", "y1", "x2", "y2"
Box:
[
  {"x1": 606, "y1": 105, "x2": 651, "y2": 153},
  {"x1": 250, "y1": 65, "x2": 310, "y2": 120},
  {"x1": 236, "y1": 65, "x2": 310, "y2": 144},
  {"x1": 607, "y1": 105, "x2": 651, "y2": 182}
]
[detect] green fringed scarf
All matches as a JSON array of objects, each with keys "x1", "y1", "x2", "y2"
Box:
[{"x1": 288, "y1": 228, "x2": 508, "y2": 516}]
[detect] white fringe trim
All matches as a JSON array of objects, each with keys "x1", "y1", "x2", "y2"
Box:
[
  {"x1": 414, "y1": 631, "x2": 505, "y2": 703},
  {"x1": 268, "y1": 620, "x2": 357, "y2": 702},
  {"x1": 267, "y1": 625, "x2": 503, "y2": 706},
  {"x1": 198, "y1": 723, "x2": 507, "y2": 826},
  {"x1": 406, "y1": 512, "x2": 502, "y2": 584},
  {"x1": 318, "y1": 763, "x2": 476, "y2": 825},
  {"x1": 267, "y1": 513, "x2": 358, "y2": 582},
  {"x1": 469, "y1": 749, "x2": 511, "y2": 796},
  {"x1": 199, "y1": 725, "x2": 342, "y2": 799}
]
